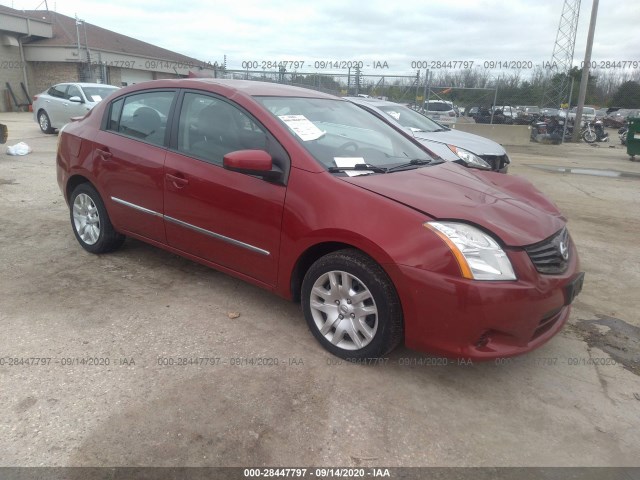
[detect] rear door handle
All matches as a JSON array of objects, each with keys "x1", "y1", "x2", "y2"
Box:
[
  {"x1": 96, "y1": 148, "x2": 112, "y2": 160},
  {"x1": 166, "y1": 173, "x2": 189, "y2": 188}
]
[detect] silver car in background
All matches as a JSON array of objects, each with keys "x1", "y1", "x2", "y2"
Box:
[
  {"x1": 346, "y1": 97, "x2": 510, "y2": 172},
  {"x1": 423, "y1": 99, "x2": 458, "y2": 124},
  {"x1": 33, "y1": 83, "x2": 119, "y2": 133}
]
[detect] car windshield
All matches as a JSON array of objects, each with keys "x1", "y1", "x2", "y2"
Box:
[
  {"x1": 425, "y1": 102, "x2": 452, "y2": 112},
  {"x1": 376, "y1": 105, "x2": 445, "y2": 132},
  {"x1": 256, "y1": 97, "x2": 434, "y2": 171},
  {"x1": 81, "y1": 86, "x2": 119, "y2": 102}
]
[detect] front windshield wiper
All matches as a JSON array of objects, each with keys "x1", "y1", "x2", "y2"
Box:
[
  {"x1": 328, "y1": 163, "x2": 388, "y2": 174},
  {"x1": 385, "y1": 158, "x2": 436, "y2": 173}
]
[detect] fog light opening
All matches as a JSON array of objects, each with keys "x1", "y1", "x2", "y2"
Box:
[{"x1": 475, "y1": 330, "x2": 492, "y2": 348}]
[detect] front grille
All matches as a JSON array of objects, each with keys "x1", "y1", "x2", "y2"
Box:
[
  {"x1": 525, "y1": 228, "x2": 570, "y2": 274},
  {"x1": 480, "y1": 154, "x2": 510, "y2": 171}
]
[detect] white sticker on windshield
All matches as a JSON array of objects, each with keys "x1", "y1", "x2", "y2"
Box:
[
  {"x1": 387, "y1": 111, "x2": 401, "y2": 120},
  {"x1": 334, "y1": 157, "x2": 371, "y2": 176},
  {"x1": 91, "y1": 95, "x2": 102, "y2": 102},
  {"x1": 278, "y1": 115, "x2": 325, "y2": 141}
]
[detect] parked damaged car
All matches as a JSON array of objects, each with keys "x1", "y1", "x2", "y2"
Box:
[
  {"x1": 346, "y1": 97, "x2": 510, "y2": 172},
  {"x1": 33, "y1": 82, "x2": 119, "y2": 133},
  {"x1": 57, "y1": 79, "x2": 584, "y2": 360}
]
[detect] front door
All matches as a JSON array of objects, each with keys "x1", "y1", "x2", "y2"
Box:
[{"x1": 163, "y1": 92, "x2": 288, "y2": 286}]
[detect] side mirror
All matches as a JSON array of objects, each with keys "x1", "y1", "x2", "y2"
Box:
[
  {"x1": 223, "y1": 150, "x2": 283, "y2": 182},
  {"x1": 69, "y1": 96, "x2": 83, "y2": 103}
]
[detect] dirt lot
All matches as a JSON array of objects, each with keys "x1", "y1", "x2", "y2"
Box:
[{"x1": 0, "y1": 113, "x2": 639, "y2": 467}]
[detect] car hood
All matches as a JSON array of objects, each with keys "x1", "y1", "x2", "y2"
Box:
[
  {"x1": 343, "y1": 162, "x2": 565, "y2": 247},
  {"x1": 410, "y1": 128, "x2": 506, "y2": 156}
]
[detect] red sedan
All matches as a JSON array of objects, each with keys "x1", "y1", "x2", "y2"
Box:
[{"x1": 56, "y1": 79, "x2": 584, "y2": 360}]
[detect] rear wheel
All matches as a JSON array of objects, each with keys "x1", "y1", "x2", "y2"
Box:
[
  {"x1": 69, "y1": 183, "x2": 125, "y2": 253},
  {"x1": 38, "y1": 110, "x2": 54, "y2": 134},
  {"x1": 301, "y1": 249, "x2": 403, "y2": 359}
]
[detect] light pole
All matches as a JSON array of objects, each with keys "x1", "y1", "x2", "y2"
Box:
[{"x1": 572, "y1": 0, "x2": 599, "y2": 142}]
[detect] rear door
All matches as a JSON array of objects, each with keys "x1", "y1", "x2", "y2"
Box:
[
  {"x1": 45, "y1": 84, "x2": 69, "y2": 127},
  {"x1": 93, "y1": 89, "x2": 177, "y2": 243},
  {"x1": 163, "y1": 91, "x2": 288, "y2": 286}
]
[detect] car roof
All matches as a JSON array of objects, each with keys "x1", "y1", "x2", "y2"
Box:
[
  {"x1": 116, "y1": 78, "x2": 339, "y2": 99},
  {"x1": 57, "y1": 83, "x2": 119, "y2": 88}
]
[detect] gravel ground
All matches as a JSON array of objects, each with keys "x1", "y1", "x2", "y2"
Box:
[{"x1": 0, "y1": 113, "x2": 638, "y2": 467}]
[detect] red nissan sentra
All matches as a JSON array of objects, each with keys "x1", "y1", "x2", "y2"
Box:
[{"x1": 56, "y1": 79, "x2": 584, "y2": 360}]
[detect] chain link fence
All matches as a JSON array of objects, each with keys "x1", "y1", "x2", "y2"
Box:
[{"x1": 194, "y1": 65, "x2": 640, "y2": 124}]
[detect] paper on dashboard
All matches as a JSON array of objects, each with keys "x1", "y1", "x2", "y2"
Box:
[
  {"x1": 334, "y1": 157, "x2": 371, "y2": 176},
  {"x1": 278, "y1": 115, "x2": 325, "y2": 141}
]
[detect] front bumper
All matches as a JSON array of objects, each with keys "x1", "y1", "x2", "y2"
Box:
[{"x1": 394, "y1": 242, "x2": 582, "y2": 360}]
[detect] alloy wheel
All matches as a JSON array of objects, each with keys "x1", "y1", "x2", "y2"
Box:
[
  {"x1": 309, "y1": 270, "x2": 378, "y2": 350},
  {"x1": 73, "y1": 193, "x2": 101, "y2": 245}
]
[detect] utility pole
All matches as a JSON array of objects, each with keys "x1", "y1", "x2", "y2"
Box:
[{"x1": 572, "y1": 0, "x2": 599, "y2": 142}]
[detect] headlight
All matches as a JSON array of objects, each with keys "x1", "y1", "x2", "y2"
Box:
[
  {"x1": 447, "y1": 145, "x2": 492, "y2": 170},
  {"x1": 425, "y1": 222, "x2": 516, "y2": 281},
  {"x1": 57, "y1": 123, "x2": 68, "y2": 150}
]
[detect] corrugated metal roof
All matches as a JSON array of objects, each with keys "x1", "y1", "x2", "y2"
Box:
[{"x1": 13, "y1": 8, "x2": 203, "y2": 65}]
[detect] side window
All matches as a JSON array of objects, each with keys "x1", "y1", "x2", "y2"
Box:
[
  {"x1": 177, "y1": 92, "x2": 268, "y2": 166},
  {"x1": 49, "y1": 85, "x2": 68, "y2": 99},
  {"x1": 67, "y1": 85, "x2": 81, "y2": 100},
  {"x1": 115, "y1": 91, "x2": 175, "y2": 146}
]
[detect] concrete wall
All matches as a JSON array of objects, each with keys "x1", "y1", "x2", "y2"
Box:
[
  {"x1": 0, "y1": 43, "x2": 27, "y2": 112},
  {"x1": 451, "y1": 123, "x2": 531, "y2": 146}
]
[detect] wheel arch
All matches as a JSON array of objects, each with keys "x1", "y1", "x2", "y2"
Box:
[
  {"x1": 65, "y1": 174, "x2": 93, "y2": 204},
  {"x1": 288, "y1": 239, "x2": 396, "y2": 303}
]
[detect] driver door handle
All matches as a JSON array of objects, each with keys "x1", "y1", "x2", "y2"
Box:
[
  {"x1": 96, "y1": 148, "x2": 112, "y2": 160},
  {"x1": 166, "y1": 173, "x2": 189, "y2": 188}
]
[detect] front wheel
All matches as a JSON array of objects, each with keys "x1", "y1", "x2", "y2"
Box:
[
  {"x1": 69, "y1": 183, "x2": 125, "y2": 253},
  {"x1": 301, "y1": 249, "x2": 403, "y2": 359},
  {"x1": 38, "y1": 110, "x2": 54, "y2": 134},
  {"x1": 582, "y1": 129, "x2": 597, "y2": 143}
]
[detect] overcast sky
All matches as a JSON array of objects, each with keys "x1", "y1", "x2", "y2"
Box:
[{"x1": 4, "y1": 0, "x2": 638, "y2": 75}]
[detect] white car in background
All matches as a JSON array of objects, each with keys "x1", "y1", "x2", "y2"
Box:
[
  {"x1": 347, "y1": 97, "x2": 510, "y2": 172},
  {"x1": 423, "y1": 100, "x2": 457, "y2": 124},
  {"x1": 33, "y1": 82, "x2": 119, "y2": 133},
  {"x1": 567, "y1": 106, "x2": 596, "y2": 123}
]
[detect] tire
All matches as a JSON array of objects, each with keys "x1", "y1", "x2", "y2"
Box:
[
  {"x1": 38, "y1": 110, "x2": 55, "y2": 134},
  {"x1": 69, "y1": 183, "x2": 125, "y2": 253},
  {"x1": 301, "y1": 249, "x2": 403, "y2": 359},
  {"x1": 582, "y1": 129, "x2": 596, "y2": 143}
]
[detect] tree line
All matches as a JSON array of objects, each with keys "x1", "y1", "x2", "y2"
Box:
[{"x1": 239, "y1": 67, "x2": 640, "y2": 109}]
